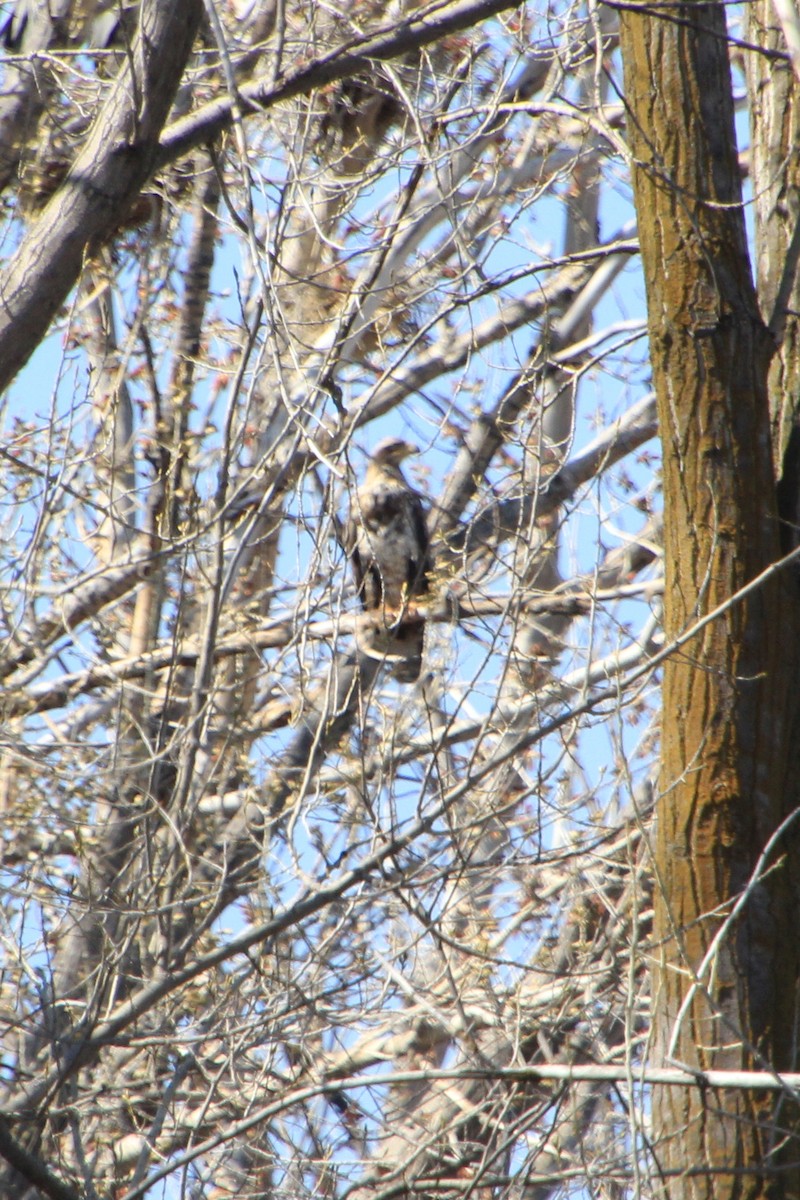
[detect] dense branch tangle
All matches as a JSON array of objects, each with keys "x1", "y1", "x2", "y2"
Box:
[{"x1": 0, "y1": 2, "x2": 663, "y2": 1198}]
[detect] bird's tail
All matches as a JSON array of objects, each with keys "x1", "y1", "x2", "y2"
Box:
[
  {"x1": 389, "y1": 621, "x2": 424, "y2": 682},
  {"x1": 355, "y1": 611, "x2": 425, "y2": 682}
]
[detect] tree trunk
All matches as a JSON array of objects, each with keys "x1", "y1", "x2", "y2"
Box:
[{"x1": 619, "y1": 3, "x2": 800, "y2": 1197}]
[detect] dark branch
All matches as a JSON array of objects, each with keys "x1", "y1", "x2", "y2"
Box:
[
  {"x1": 157, "y1": 0, "x2": 535, "y2": 167},
  {"x1": 0, "y1": 0, "x2": 204, "y2": 393},
  {"x1": 0, "y1": 1117, "x2": 81, "y2": 1200}
]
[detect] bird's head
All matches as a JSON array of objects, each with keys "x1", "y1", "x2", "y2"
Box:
[{"x1": 370, "y1": 437, "x2": 419, "y2": 467}]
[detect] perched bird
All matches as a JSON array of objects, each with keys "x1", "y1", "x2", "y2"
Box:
[{"x1": 346, "y1": 437, "x2": 432, "y2": 681}]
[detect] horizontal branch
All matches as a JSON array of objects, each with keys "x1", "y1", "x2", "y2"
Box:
[
  {"x1": 6, "y1": 393, "x2": 658, "y2": 719},
  {"x1": 331, "y1": 1060, "x2": 800, "y2": 1093},
  {"x1": 117, "y1": 1059, "x2": 800, "y2": 1200},
  {"x1": 5, "y1": 590, "x2": 626, "y2": 719}
]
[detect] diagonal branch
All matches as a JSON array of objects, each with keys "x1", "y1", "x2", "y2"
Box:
[
  {"x1": 0, "y1": 0, "x2": 203, "y2": 392},
  {"x1": 157, "y1": 0, "x2": 540, "y2": 168},
  {"x1": 0, "y1": 1117, "x2": 81, "y2": 1200}
]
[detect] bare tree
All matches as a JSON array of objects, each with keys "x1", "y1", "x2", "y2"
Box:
[{"x1": 0, "y1": 1, "x2": 796, "y2": 1198}]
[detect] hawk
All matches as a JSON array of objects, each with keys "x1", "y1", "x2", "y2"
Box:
[{"x1": 347, "y1": 437, "x2": 432, "y2": 682}]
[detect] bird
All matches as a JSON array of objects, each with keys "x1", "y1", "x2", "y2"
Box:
[{"x1": 346, "y1": 437, "x2": 432, "y2": 682}]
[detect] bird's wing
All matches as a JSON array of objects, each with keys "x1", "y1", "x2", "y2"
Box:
[
  {"x1": 346, "y1": 492, "x2": 386, "y2": 611},
  {"x1": 406, "y1": 490, "x2": 432, "y2": 595},
  {"x1": 343, "y1": 507, "x2": 366, "y2": 599}
]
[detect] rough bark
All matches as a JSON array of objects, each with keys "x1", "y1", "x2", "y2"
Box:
[{"x1": 619, "y1": 3, "x2": 800, "y2": 1198}]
